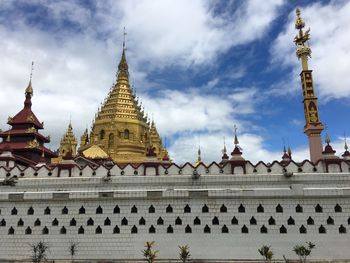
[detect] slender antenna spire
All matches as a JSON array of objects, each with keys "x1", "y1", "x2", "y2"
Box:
[
  {"x1": 25, "y1": 61, "x2": 34, "y2": 96},
  {"x1": 30, "y1": 61, "x2": 34, "y2": 81},
  {"x1": 234, "y1": 125, "x2": 239, "y2": 146},
  {"x1": 282, "y1": 137, "x2": 286, "y2": 153},
  {"x1": 223, "y1": 136, "x2": 227, "y2": 153},
  {"x1": 123, "y1": 26, "x2": 127, "y2": 50},
  {"x1": 344, "y1": 132, "x2": 348, "y2": 151}
]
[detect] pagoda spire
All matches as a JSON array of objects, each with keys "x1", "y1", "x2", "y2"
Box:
[
  {"x1": 25, "y1": 62, "x2": 34, "y2": 97},
  {"x1": 117, "y1": 27, "x2": 129, "y2": 82},
  {"x1": 294, "y1": 8, "x2": 324, "y2": 163}
]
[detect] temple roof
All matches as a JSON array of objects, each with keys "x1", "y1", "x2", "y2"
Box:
[
  {"x1": 8, "y1": 81, "x2": 43, "y2": 129},
  {"x1": 0, "y1": 129, "x2": 50, "y2": 142},
  {"x1": 82, "y1": 145, "x2": 109, "y2": 159}
]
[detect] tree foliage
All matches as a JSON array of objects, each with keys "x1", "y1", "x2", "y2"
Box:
[
  {"x1": 258, "y1": 245, "x2": 273, "y2": 262},
  {"x1": 30, "y1": 241, "x2": 49, "y2": 263},
  {"x1": 293, "y1": 242, "x2": 315, "y2": 263},
  {"x1": 142, "y1": 241, "x2": 158, "y2": 263},
  {"x1": 69, "y1": 241, "x2": 78, "y2": 261},
  {"x1": 179, "y1": 245, "x2": 191, "y2": 263}
]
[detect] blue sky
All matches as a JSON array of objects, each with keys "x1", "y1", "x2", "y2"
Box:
[{"x1": 0, "y1": 0, "x2": 349, "y2": 163}]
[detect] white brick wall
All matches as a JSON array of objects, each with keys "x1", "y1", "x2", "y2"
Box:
[{"x1": 0, "y1": 166, "x2": 350, "y2": 261}]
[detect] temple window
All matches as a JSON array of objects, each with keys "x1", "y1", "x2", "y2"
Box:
[
  {"x1": 241, "y1": 225, "x2": 248, "y2": 233},
  {"x1": 260, "y1": 225, "x2": 268, "y2": 234},
  {"x1": 44, "y1": 207, "x2": 51, "y2": 215},
  {"x1": 131, "y1": 205, "x2": 137, "y2": 213},
  {"x1": 60, "y1": 226, "x2": 67, "y2": 234},
  {"x1": 42, "y1": 226, "x2": 49, "y2": 235},
  {"x1": 104, "y1": 217, "x2": 111, "y2": 226},
  {"x1": 157, "y1": 217, "x2": 164, "y2": 225},
  {"x1": 149, "y1": 205, "x2": 155, "y2": 213},
  {"x1": 131, "y1": 225, "x2": 137, "y2": 234},
  {"x1": 184, "y1": 204, "x2": 191, "y2": 213},
  {"x1": 139, "y1": 217, "x2": 146, "y2": 225},
  {"x1": 87, "y1": 218, "x2": 94, "y2": 226},
  {"x1": 194, "y1": 217, "x2": 201, "y2": 225},
  {"x1": 100, "y1": 130, "x2": 105, "y2": 140},
  {"x1": 257, "y1": 204, "x2": 264, "y2": 213},
  {"x1": 113, "y1": 205, "x2": 120, "y2": 214},
  {"x1": 121, "y1": 217, "x2": 128, "y2": 225},
  {"x1": 11, "y1": 207, "x2": 17, "y2": 215},
  {"x1": 96, "y1": 206, "x2": 103, "y2": 214},
  {"x1": 319, "y1": 225, "x2": 326, "y2": 234},
  {"x1": 307, "y1": 217, "x2": 314, "y2": 225},
  {"x1": 166, "y1": 205, "x2": 173, "y2": 213},
  {"x1": 231, "y1": 217, "x2": 238, "y2": 225},
  {"x1": 250, "y1": 217, "x2": 257, "y2": 225},
  {"x1": 108, "y1": 133, "x2": 114, "y2": 148},
  {"x1": 52, "y1": 218, "x2": 59, "y2": 226},
  {"x1": 276, "y1": 204, "x2": 283, "y2": 213},
  {"x1": 8, "y1": 227, "x2": 15, "y2": 235},
  {"x1": 175, "y1": 217, "x2": 182, "y2": 225},
  {"x1": 62, "y1": 206, "x2": 68, "y2": 214},
  {"x1": 287, "y1": 217, "x2": 295, "y2": 225},
  {"x1": 212, "y1": 217, "x2": 219, "y2": 225},
  {"x1": 124, "y1": 129, "x2": 130, "y2": 139},
  {"x1": 280, "y1": 225, "x2": 287, "y2": 234},
  {"x1": 113, "y1": 225, "x2": 120, "y2": 234},
  {"x1": 296, "y1": 204, "x2": 303, "y2": 213},
  {"x1": 220, "y1": 204, "x2": 227, "y2": 213},
  {"x1": 167, "y1": 225, "x2": 174, "y2": 233},
  {"x1": 78, "y1": 226, "x2": 84, "y2": 234},
  {"x1": 34, "y1": 219, "x2": 41, "y2": 226},
  {"x1": 95, "y1": 226, "x2": 102, "y2": 234},
  {"x1": 202, "y1": 204, "x2": 209, "y2": 213},
  {"x1": 238, "y1": 204, "x2": 245, "y2": 213},
  {"x1": 149, "y1": 225, "x2": 156, "y2": 234},
  {"x1": 268, "y1": 217, "x2": 275, "y2": 225},
  {"x1": 79, "y1": 206, "x2": 85, "y2": 214},
  {"x1": 335, "y1": 204, "x2": 342, "y2": 213},
  {"x1": 222, "y1": 225, "x2": 229, "y2": 233}
]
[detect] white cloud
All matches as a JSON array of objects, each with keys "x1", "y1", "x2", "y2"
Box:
[
  {"x1": 0, "y1": 0, "x2": 286, "y2": 162},
  {"x1": 272, "y1": 0, "x2": 350, "y2": 100}
]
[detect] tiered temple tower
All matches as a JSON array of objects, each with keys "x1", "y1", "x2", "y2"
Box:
[
  {"x1": 87, "y1": 42, "x2": 167, "y2": 164},
  {"x1": 0, "y1": 80, "x2": 57, "y2": 166},
  {"x1": 294, "y1": 8, "x2": 324, "y2": 163},
  {"x1": 52, "y1": 122, "x2": 77, "y2": 163}
]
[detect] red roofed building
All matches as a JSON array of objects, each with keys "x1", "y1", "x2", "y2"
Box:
[{"x1": 0, "y1": 80, "x2": 57, "y2": 166}]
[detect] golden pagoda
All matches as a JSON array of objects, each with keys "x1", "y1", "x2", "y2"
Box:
[
  {"x1": 52, "y1": 122, "x2": 77, "y2": 163},
  {"x1": 86, "y1": 39, "x2": 167, "y2": 164}
]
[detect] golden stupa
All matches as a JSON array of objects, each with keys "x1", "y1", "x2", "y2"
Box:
[
  {"x1": 80, "y1": 41, "x2": 167, "y2": 164},
  {"x1": 52, "y1": 122, "x2": 77, "y2": 163}
]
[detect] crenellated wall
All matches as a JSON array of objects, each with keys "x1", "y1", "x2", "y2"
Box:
[{"x1": 0, "y1": 160, "x2": 349, "y2": 261}]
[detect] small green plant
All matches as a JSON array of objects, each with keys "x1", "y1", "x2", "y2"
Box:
[
  {"x1": 179, "y1": 245, "x2": 190, "y2": 263},
  {"x1": 293, "y1": 242, "x2": 315, "y2": 263},
  {"x1": 258, "y1": 245, "x2": 273, "y2": 262},
  {"x1": 142, "y1": 241, "x2": 158, "y2": 263},
  {"x1": 30, "y1": 241, "x2": 49, "y2": 263},
  {"x1": 69, "y1": 241, "x2": 78, "y2": 262}
]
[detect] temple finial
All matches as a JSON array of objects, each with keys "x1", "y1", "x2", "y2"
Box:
[
  {"x1": 123, "y1": 26, "x2": 127, "y2": 50},
  {"x1": 223, "y1": 136, "x2": 227, "y2": 153},
  {"x1": 25, "y1": 61, "x2": 34, "y2": 96},
  {"x1": 234, "y1": 125, "x2": 239, "y2": 146},
  {"x1": 344, "y1": 133, "x2": 348, "y2": 151}
]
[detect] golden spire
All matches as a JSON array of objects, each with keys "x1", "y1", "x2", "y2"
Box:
[
  {"x1": 6, "y1": 134, "x2": 10, "y2": 142},
  {"x1": 325, "y1": 132, "x2": 330, "y2": 145},
  {"x1": 195, "y1": 145, "x2": 202, "y2": 167},
  {"x1": 294, "y1": 8, "x2": 311, "y2": 70},
  {"x1": 295, "y1": 8, "x2": 324, "y2": 163},
  {"x1": 117, "y1": 27, "x2": 129, "y2": 81},
  {"x1": 25, "y1": 61, "x2": 34, "y2": 96}
]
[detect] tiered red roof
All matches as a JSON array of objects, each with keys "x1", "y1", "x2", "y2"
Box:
[{"x1": 0, "y1": 81, "x2": 57, "y2": 166}]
